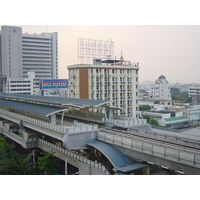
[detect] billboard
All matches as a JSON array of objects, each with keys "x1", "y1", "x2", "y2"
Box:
[{"x1": 40, "y1": 79, "x2": 68, "y2": 89}]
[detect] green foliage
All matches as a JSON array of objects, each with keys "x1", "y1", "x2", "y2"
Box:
[
  {"x1": 0, "y1": 135, "x2": 61, "y2": 175},
  {"x1": 186, "y1": 97, "x2": 192, "y2": 103},
  {"x1": 170, "y1": 88, "x2": 192, "y2": 103},
  {"x1": 37, "y1": 151, "x2": 61, "y2": 175},
  {"x1": 170, "y1": 87, "x2": 180, "y2": 95},
  {"x1": 148, "y1": 119, "x2": 159, "y2": 126},
  {"x1": 0, "y1": 135, "x2": 34, "y2": 175},
  {"x1": 143, "y1": 115, "x2": 151, "y2": 122},
  {"x1": 142, "y1": 115, "x2": 158, "y2": 126},
  {"x1": 139, "y1": 105, "x2": 151, "y2": 111}
]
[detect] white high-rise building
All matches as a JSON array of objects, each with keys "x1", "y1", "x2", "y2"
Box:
[
  {"x1": 0, "y1": 26, "x2": 58, "y2": 90},
  {"x1": 149, "y1": 75, "x2": 171, "y2": 100},
  {"x1": 67, "y1": 58, "x2": 139, "y2": 118}
]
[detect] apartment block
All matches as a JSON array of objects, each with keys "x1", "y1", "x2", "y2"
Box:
[{"x1": 67, "y1": 58, "x2": 139, "y2": 118}]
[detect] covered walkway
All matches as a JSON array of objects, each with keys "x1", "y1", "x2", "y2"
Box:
[{"x1": 86, "y1": 140, "x2": 147, "y2": 174}]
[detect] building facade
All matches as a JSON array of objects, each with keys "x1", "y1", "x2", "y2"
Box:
[
  {"x1": 4, "y1": 71, "x2": 36, "y2": 95},
  {"x1": 149, "y1": 75, "x2": 171, "y2": 100},
  {"x1": 0, "y1": 26, "x2": 58, "y2": 90},
  {"x1": 67, "y1": 58, "x2": 139, "y2": 118},
  {"x1": 189, "y1": 86, "x2": 200, "y2": 97}
]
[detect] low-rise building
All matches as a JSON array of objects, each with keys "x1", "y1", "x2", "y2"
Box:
[
  {"x1": 139, "y1": 89, "x2": 150, "y2": 100},
  {"x1": 189, "y1": 86, "x2": 200, "y2": 97},
  {"x1": 188, "y1": 105, "x2": 200, "y2": 125},
  {"x1": 4, "y1": 71, "x2": 36, "y2": 95},
  {"x1": 149, "y1": 75, "x2": 171, "y2": 100}
]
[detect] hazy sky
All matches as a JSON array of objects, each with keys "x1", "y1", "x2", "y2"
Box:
[{"x1": 1, "y1": 25, "x2": 200, "y2": 84}]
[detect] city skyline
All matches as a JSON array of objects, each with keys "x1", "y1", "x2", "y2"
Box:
[{"x1": 1, "y1": 25, "x2": 200, "y2": 84}]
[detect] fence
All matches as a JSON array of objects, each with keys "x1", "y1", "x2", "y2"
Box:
[
  {"x1": 129, "y1": 127, "x2": 200, "y2": 149},
  {"x1": 98, "y1": 131, "x2": 200, "y2": 168},
  {"x1": 0, "y1": 109, "x2": 98, "y2": 135},
  {"x1": 38, "y1": 138, "x2": 110, "y2": 175},
  {"x1": 103, "y1": 117, "x2": 147, "y2": 128}
]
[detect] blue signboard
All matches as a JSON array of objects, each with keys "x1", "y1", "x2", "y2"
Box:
[{"x1": 40, "y1": 79, "x2": 68, "y2": 89}]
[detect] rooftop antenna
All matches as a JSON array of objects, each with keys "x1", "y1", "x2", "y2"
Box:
[{"x1": 120, "y1": 50, "x2": 124, "y2": 61}]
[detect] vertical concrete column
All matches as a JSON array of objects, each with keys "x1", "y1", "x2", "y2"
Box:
[
  {"x1": 49, "y1": 114, "x2": 56, "y2": 125},
  {"x1": 109, "y1": 108, "x2": 113, "y2": 119},
  {"x1": 143, "y1": 167, "x2": 150, "y2": 175},
  {"x1": 61, "y1": 111, "x2": 64, "y2": 125},
  {"x1": 65, "y1": 157, "x2": 68, "y2": 175}
]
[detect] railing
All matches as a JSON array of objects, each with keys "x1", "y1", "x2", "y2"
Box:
[
  {"x1": 67, "y1": 121, "x2": 98, "y2": 134},
  {"x1": 0, "y1": 108, "x2": 68, "y2": 133},
  {"x1": 129, "y1": 127, "x2": 200, "y2": 149},
  {"x1": 0, "y1": 109, "x2": 98, "y2": 135},
  {"x1": 103, "y1": 117, "x2": 147, "y2": 128},
  {"x1": 38, "y1": 139, "x2": 110, "y2": 175},
  {"x1": 98, "y1": 131, "x2": 200, "y2": 168}
]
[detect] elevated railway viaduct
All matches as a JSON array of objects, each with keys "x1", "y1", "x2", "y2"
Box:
[{"x1": 1, "y1": 93, "x2": 200, "y2": 174}]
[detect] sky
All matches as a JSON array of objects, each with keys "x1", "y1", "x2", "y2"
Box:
[
  {"x1": 1, "y1": 1, "x2": 200, "y2": 86},
  {"x1": 5, "y1": 25, "x2": 198, "y2": 84},
  {"x1": 1, "y1": 0, "x2": 199, "y2": 196}
]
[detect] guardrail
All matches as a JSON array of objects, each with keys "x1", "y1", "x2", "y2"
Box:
[
  {"x1": 103, "y1": 117, "x2": 147, "y2": 128},
  {"x1": 38, "y1": 139, "x2": 110, "y2": 175},
  {"x1": 0, "y1": 109, "x2": 98, "y2": 135},
  {"x1": 0, "y1": 109, "x2": 68, "y2": 133},
  {"x1": 129, "y1": 127, "x2": 200, "y2": 149},
  {"x1": 98, "y1": 131, "x2": 200, "y2": 168}
]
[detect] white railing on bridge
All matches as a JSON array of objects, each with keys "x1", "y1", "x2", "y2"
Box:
[
  {"x1": 38, "y1": 138, "x2": 110, "y2": 175},
  {"x1": 129, "y1": 127, "x2": 200, "y2": 149},
  {"x1": 0, "y1": 109, "x2": 98, "y2": 135},
  {"x1": 0, "y1": 109, "x2": 68, "y2": 133},
  {"x1": 102, "y1": 117, "x2": 147, "y2": 128},
  {"x1": 65, "y1": 121, "x2": 98, "y2": 134},
  {"x1": 98, "y1": 131, "x2": 200, "y2": 168}
]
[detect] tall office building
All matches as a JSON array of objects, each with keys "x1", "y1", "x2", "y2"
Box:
[
  {"x1": 0, "y1": 26, "x2": 58, "y2": 92},
  {"x1": 67, "y1": 58, "x2": 139, "y2": 118},
  {"x1": 0, "y1": 26, "x2": 23, "y2": 78}
]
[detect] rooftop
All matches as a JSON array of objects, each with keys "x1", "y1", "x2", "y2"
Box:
[
  {"x1": 0, "y1": 93, "x2": 111, "y2": 109},
  {"x1": 164, "y1": 116, "x2": 188, "y2": 122}
]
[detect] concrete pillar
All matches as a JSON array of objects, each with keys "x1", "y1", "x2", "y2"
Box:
[
  {"x1": 49, "y1": 114, "x2": 56, "y2": 125},
  {"x1": 143, "y1": 167, "x2": 150, "y2": 175},
  {"x1": 61, "y1": 111, "x2": 64, "y2": 125},
  {"x1": 110, "y1": 108, "x2": 114, "y2": 119},
  {"x1": 65, "y1": 157, "x2": 67, "y2": 175}
]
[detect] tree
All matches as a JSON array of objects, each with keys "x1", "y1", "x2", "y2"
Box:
[
  {"x1": 186, "y1": 97, "x2": 192, "y2": 103},
  {"x1": 142, "y1": 116, "x2": 158, "y2": 126},
  {"x1": 148, "y1": 119, "x2": 159, "y2": 126},
  {"x1": 142, "y1": 115, "x2": 151, "y2": 122},
  {"x1": 170, "y1": 88, "x2": 192, "y2": 103},
  {"x1": 170, "y1": 87, "x2": 180, "y2": 95},
  {"x1": 139, "y1": 105, "x2": 151, "y2": 111},
  {"x1": 0, "y1": 135, "x2": 34, "y2": 175},
  {"x1": 37, "y1": 151, "x2": 61, "y2": 175}
]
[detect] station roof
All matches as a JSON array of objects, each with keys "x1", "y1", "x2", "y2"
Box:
[
  {"x1": 0, "y1": 93, "x2": 111, "y2": 108},
  {"x1": 0, "y1": 98, "x2": 68, "y2": 117},
  {"x1": 86, "y1": 140, "x2": 147, "y2": 173}
]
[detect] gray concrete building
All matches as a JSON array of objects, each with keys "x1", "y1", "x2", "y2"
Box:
[{"x1": 0, "y1": 26, "x2": 58, "y2": 90}]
